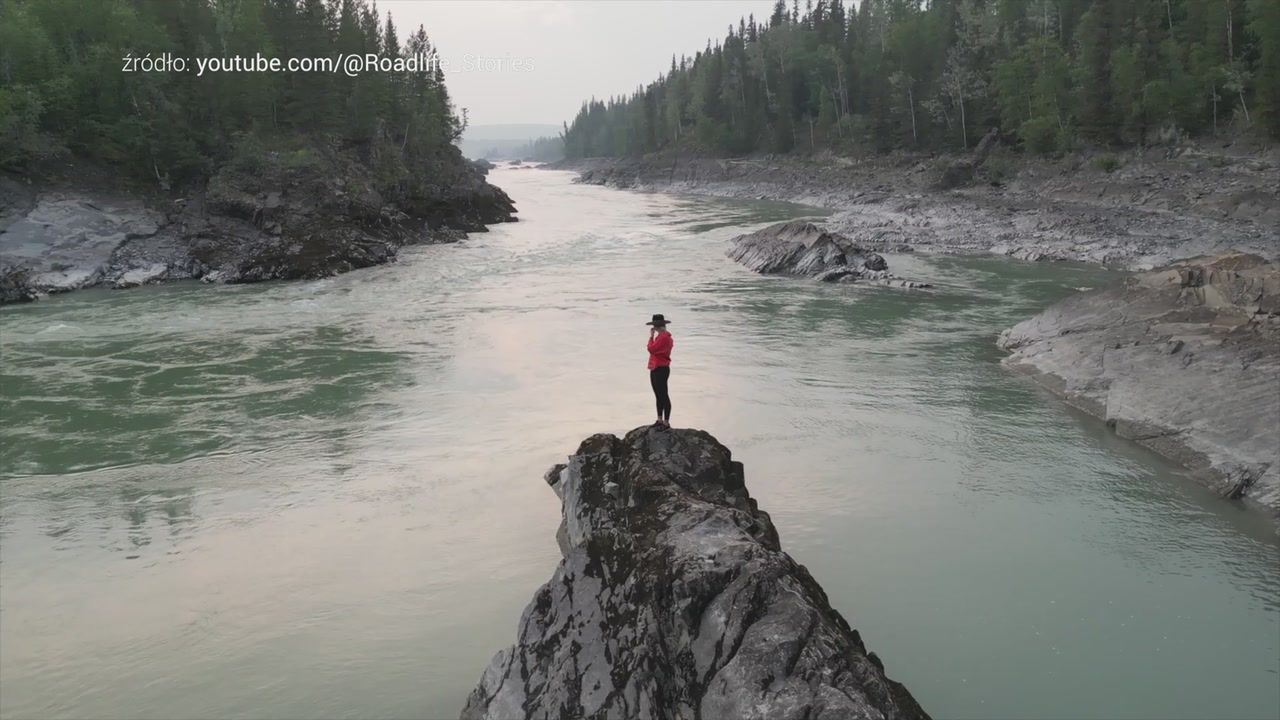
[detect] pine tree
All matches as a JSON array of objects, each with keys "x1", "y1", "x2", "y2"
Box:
[
  {"x1": 1248, "y1": 0, "x2": 1280, "y2": 135},
  {"x1": 0, "y1": 0, "x2": 474, "y2": 185}
]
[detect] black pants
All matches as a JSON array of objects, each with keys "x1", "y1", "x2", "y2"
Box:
[{"x1": 650, "y1": 366, "x2": 671, "y2": 421}]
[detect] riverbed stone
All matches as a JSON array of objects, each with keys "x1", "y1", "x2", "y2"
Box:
[
  {"x1": 461, "y1": 426, "x2": 929, "y2": 720},
  {"x1": 727, "y1": 220, "x2": 927, "y2": 289}
]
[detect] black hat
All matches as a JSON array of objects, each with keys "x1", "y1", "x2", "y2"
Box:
[{"x1": 645, "y1": 313, "x2": 670, "y2": 326}]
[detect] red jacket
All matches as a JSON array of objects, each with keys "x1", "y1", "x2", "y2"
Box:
[{"x1": 647, "y1": 331, "x2": 673, "y2": 370}]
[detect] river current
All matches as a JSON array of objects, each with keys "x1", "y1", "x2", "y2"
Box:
[{"x1": 1, "y1": 167, "x2": 1277, "y2": 719}]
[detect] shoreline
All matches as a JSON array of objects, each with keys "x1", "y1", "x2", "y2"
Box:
[
  {"x1": 552, "y1": 142, "x2": 1278, "y2": 270},
  {"x1": 0, "y1": 154, "x2": 517, "y2": 305},
  {"x1": 999, "y1": 254, "x2": 1279, "y2": 519}
]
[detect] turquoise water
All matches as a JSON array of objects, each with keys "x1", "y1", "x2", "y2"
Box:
[{"x1": 1, "y1": 168, "x2": 1277, "y2": 719}]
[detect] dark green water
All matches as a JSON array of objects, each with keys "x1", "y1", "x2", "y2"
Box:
[{"x1": 2, "y1": 168, "x2": 1277, "y2": 719}]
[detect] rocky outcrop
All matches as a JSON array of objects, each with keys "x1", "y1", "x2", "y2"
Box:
[
  {"x1": 462, "y1": 426, "x2": 929, "y2": 720},
  {"x1": 998, "y1": 253, "x2": 1280, "y2": 515},
  {"x1": 0, "y1": 148, "x2": 516, "y2": 303},
  {"x1": 0, "y1": 179, "x2": 163, "y2": 298},
  {"x1": 728, "y1": 221, "x2": 930, "y2": 288}
]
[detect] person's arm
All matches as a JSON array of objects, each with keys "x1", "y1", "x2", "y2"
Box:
[{"x1": 650, "y1": 332, "x2": 672, "y2": 354}]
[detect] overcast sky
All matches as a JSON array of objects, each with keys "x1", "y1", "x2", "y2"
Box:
[{"x1": 384, "y1": 1, "x2": 780, "y2": 127}]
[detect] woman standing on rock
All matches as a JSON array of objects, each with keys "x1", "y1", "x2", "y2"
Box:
[{"x1": 646, "y1": 314, "x2": 674, "y2": 427}]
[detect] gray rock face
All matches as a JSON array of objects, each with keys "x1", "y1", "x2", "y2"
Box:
[
  {"x1": 999, "y1": 253, "x2": 1280, "y2": 515},
  {"x1": 728, "y1": 221, "x2": 928, "y2": 288},
  {"x1": 0, "y1": 188, "x2": 171, "y2": 297},
  {"x1": 462, "y1": 426, "x2": 929, "y2": 720}
]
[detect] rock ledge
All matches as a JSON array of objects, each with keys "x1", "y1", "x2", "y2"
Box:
[{"x1": 999, "y1": 253, "x2": 1280, "y2": 515}]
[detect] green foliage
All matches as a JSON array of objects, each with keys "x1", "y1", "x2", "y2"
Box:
[
  {"x1": 228, "y1": 132, "x2": 269, "y2": 175},
  {"x1": 280, "y1": 148, "x2": 324, "y2": 174},
  {"x1": 0, "y1": 0, "x2": 465, "y2": 188},
  {"x1": 1250, "y1": 0, "x2": 1280, "y2": 135},
  {"x1": 0, "y1": 87, "x2": 45, "y2": 169},
  {"x1": 563, "y1": 0, "x2": 1280, "y2": 161},
  {"x1": 1020, "y1": 115, "x2": 1063, "y2": 155},
  {"x1": 982, "y1": 153, "x2": 1016, "y2": 185},
  {"x1": 1093, "y1": 154, "x2": 1122, "y2": 173}
]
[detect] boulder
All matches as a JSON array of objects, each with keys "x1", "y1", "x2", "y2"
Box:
[
  {"x1": 462, "y1": 426, "x2": 929, "y2": 720},
  {"x1": 728, "y1": 221, "x2": 928, "y2": 288},
  {"x1": 727, "y1": 220, "x2": 886, "y2": 277}
]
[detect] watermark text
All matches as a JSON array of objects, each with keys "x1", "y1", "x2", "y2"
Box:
[{"x1": 121, "y1": 52, "x2": 533, "y2": 77}]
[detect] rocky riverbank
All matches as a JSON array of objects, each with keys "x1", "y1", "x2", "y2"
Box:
[
  {"x1": 0, "y1": 149, "x2": 516, "y2": 304},
  {"x1": 999, "y1": 253, "x2": 1280, "y2": 516},
  {"x1": 560, "y1": 141, "x2": 1278, "y2": 269},
  {"x1": 463, "y1": 426, "x2": 929, "y2": 720}
]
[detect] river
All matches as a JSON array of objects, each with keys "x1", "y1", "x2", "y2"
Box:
[{"x1": 1, "y1": 167, "x2": 1277, "y2": 720}]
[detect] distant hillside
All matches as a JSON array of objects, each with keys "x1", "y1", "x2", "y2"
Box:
[
  {"x1": 509, "y1": 136, "x2": 565, "y2": 162},
  {"x1": 458, "y1": 124, "x2": 562, "y2": 159}
]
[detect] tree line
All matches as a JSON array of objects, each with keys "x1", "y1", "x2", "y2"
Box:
[
  {"x1": 562, "y1": 0, "x2": 1280, "y2": 159},
  {"x1": 509, "y1": 135, "x2": 565, "y2": 162},
  {"x1": 0, "y1": 0, "x2": 464, "y2": 187}
]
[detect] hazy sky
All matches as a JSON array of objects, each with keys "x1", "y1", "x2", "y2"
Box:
[{"x1": 385, "y1": 1, "x2": 780, "y2": 127}]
